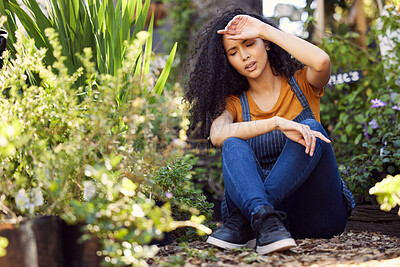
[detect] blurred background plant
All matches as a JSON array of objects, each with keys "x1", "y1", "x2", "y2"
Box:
[
  {"x1": 318, "y1": 5, "x2": 400, "y2": 200},
  {"x1": 0, "y1": 2, "x2": 212, "y2": 263},
  {"x1": 370, "y1": 174, "x2": 400, "y2": 216},
  {"x1": 0, "y1": 236, "x2": 7, "y2": 257}
]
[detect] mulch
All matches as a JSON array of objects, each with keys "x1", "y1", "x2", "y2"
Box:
[{"x1": 148, "y1": 229, "x2": 400, "y2": 266}]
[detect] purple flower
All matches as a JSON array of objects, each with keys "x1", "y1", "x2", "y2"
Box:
[
  {"x1": 392, "y1": 105, "x2": 400, "y2": 110},
  {"x1": 165, "y1": 192, "x2": 173, "y2": 199},
  {"x1": 370, "y1": 98, "x2": 387, "y2": 108},
  {"x1": 369, "y1": 119, "x2": 379, "y2": 129}
]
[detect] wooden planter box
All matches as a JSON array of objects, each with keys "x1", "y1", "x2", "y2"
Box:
[
  {"x1": 346, "y1": 204, "x2": 400, "y2": 238},
  {"x1": 0, "y1": 216, "x2": 100, "y2": 267}
]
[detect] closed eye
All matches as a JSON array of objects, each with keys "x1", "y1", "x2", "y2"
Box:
[{"x1": 247, "y1": 42, "x2": 255, "y2": 47}]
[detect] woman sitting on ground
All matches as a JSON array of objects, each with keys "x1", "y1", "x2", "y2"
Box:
[{"x1": 183, "y1": 8, "x2": 355, "y2": 255}]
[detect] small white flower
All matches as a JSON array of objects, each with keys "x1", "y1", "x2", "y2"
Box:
[
  {"x1": 31, "y1": 188, "x2": 43, "y2": 206},
  {"x1": 15, "y1": 188, "x2": 44, "y2": 214},
  {"x1": 83, "y1": 181, "x2": 96, "y2": 201},
  {"x1": 131, "y1": 204, "x2": 144, "y2": 217},
  {"x1": 15, "y1": 189, "x2": 29, "y2": 211},
  {"x1": 0, "y1": 136, "x2": 8, "y2": 147}
]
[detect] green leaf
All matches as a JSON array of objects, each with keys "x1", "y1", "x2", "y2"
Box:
[
  {"x1": 131, "y1": 0, "x2": 150, "y2": 39},
  {"x1": 121, "y1": 177, "x2": 137, "y2": 191},
  {"x1": 154, "y1": 42, "x2": 178, "y2": 95},
  {"x1": 345, "y1": 124, "x2": 353, "y2": 136},
  {"x1": 354, "y1": 133, "x2": 362, "y2": 145},
  {"x1": 142, "y1": 13, "x2": 154, "y2": 77}
]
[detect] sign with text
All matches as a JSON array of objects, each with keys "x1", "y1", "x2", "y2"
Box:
[{"x1": 327, "y1": 71, "x2": 363, "y2": 87}]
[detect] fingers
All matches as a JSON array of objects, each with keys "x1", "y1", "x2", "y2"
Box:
[
  {"x1": 301, "y1": 125, "x2": 314, "y2": 156},
  {"x1": 217, "y1": 15, "x2": 245, "y2": 35},
  {"x1": 305, "y1": 129, "x2": 331, "y2": 157},
  {"x1": 313, "y1": 131, "x2": 331, "y2": 143}
]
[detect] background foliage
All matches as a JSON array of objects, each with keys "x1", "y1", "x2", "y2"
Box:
[
  {"x1": 0, "y1": 0, "x2": 213, "y2": 262},
  {"x1": 318, "y1": 6, "x2": 400, "y2": 199}
]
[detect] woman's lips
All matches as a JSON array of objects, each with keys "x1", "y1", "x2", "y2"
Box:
[{"x1": 245, "y1": 62, "x2": 256, "y2": 71}]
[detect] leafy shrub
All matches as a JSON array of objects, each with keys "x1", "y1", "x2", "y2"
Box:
[
  {"x1": 319, "y1": 6, "x2": 400, "y2": 197},
  {"x1": 0, "y1": 21, "x2": 210, "y2": 266}
]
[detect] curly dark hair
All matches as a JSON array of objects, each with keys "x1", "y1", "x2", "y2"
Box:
[{"x1": 183, "y1": 8, "x2": 304, "y2": 140}]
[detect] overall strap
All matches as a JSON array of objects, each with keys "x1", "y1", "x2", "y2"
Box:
[
  {"x1": 239, "y1": 91, "x2": 252, "y2": 122},
  {"x1": 287, "y1": 75, "x2": 315, "y2": 120}
]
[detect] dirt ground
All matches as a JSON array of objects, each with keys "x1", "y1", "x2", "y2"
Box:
[{"x1": 148, "y1": 229, "x2": 400, "y2": 266}]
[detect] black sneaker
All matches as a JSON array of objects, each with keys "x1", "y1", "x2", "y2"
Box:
[
  {"x1": 251, "y1": 205, "x2": 296, "y2": 254},
  {"x1": 207, "y1": 208, "x2": 256, "y2": 249}
]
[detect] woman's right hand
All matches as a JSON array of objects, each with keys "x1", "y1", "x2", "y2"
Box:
[
  {"x1": 217, "y1": 15, "x2": 267, "y2": 41},
  {"x1": 275, "y1": 116, "x2": 330, "y2": 157}
]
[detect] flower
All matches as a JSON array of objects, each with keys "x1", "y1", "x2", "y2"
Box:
[
  {"x1": 15, "y1": 188, "x2": 44, "y2": 214},
  {"x1": 83, "y1": 181, "x2": 96, "y2": 201},
  {"x1": 370, "y1": 98, "x2": 387, "y2": 108},
  {"x1": 165, "y1": 192, "x2": 173, "y2": 199},
  {"x1": 369, "y1": 119, "x2": 380, "y2": 129},
  {"x1": 392, "y1": 105, "x2": 400, "y2": 110}
]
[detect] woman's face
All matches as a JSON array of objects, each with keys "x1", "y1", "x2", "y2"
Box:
[{"x1": 222, "y1": 36, "x2": 269, "y2": 80}]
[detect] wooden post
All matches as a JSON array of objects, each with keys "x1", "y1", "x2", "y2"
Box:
[
  {"x1": 354, "y1": 0, "x2": 367, "y2": 48},
  {"x1": 315, "y1": 0, "x2": 325, "y2": 43}
]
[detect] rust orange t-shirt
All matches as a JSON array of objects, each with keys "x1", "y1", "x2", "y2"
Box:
[{"x1": 225, "y1": 67, "x2": 323, "y2": 123}]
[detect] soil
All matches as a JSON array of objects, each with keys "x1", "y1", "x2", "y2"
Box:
[
  {"x1": 148, "y1": 229, "x2": 400, "y2": 266},
  {"x1": 148, "y1": 218, "x2": 400, "y2": 267}
]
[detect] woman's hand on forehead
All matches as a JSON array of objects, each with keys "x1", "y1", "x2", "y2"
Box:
[{"x1": 217, "y1": 15, "x2": 264, "y2": 40}]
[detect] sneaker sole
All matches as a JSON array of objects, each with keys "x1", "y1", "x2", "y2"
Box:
[
  {"x1": 207, "y1": 236, "x2": 256, "y2": 249},
  {"x1": 256, "y1": 238, "x2": 296, "y2": 255}
]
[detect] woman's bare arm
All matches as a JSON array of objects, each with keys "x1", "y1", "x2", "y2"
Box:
[
  {"x1": 210, "y1": 110, "x2": 330, "y2": 156},
  {"x1": 210, "y1": 110, "x2": 277, "y2": 147}
]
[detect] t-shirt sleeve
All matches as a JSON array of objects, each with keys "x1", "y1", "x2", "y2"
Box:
[
  {"x1": 225, "y1": 95, "x2": 239, "y2": 122},
  {"x1": 295, "y1": 67, "x2": 324, "y2": 98}
]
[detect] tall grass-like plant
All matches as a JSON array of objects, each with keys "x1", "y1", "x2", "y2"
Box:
[{"x1": 0, "y1": 0, "x2": 176, "y2": 95}]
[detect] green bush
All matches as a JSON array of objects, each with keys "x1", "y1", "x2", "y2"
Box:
[
  {"x1": 0, "y1": 20, "x2": 210, "y2": 266},
  {"x1": 319, "y1": 6, "x2": 400, "y2": 197}
]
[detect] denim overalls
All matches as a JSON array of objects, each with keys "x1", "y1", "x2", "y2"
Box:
[{"x1": 221, "y1": 75, "x2": 355, "y2": 231}]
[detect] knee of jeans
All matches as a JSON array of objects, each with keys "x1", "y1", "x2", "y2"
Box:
[
  {"x1": 300, "y1": 119, "x2": 327, "y2": 135},
  {"x1": 222, "y1": 137, "x2": 250, "y2": 154}
]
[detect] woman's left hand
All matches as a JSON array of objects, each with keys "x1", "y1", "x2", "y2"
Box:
[
  {"x1": 275, "y1": 117, "x2": 331, "y2": 157},
  {"x1": 217, "y1": 15, "x2": 265, "y2": 40}
]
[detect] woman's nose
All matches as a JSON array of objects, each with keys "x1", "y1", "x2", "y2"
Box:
[{"x1": 242, "y1": 52, "x2": 250, "y2": 61}]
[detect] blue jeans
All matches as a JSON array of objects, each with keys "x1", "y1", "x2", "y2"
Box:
[{"x1": 221, "y1": 119, "x2": 349, "y2": 239}]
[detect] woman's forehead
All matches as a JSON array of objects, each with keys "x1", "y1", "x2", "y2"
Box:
[{"x1": 222, "y1": 36, "x2": 259, "y2": 50}]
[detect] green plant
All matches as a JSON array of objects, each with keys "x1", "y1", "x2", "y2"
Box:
[
  {"x1": 0, "y1": 0, "x2": 177, "y2": 99},
  {"x1": 146, "y1": 154, "x2": 214, "y2": 241},
  {"x1": 0, "y1": 20, "x2": 210, "y2": 265},
  {"x1": 1, "y1": 0, "x2": 141, "y2": 75},
  {"x1": 319, "y1": 6, "x2": 400, "y2": 197},
  {"x1": 369, "y1": 174, "x2": 400, "y2": 215}
]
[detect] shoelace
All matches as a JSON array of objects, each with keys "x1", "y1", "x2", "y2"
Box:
[
  {"x1": 260, "y1": 210, "x2": 287, "y2": 233},
  {"x1": 224, "y1": 209, "x2": 247, "y2": 230}
]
